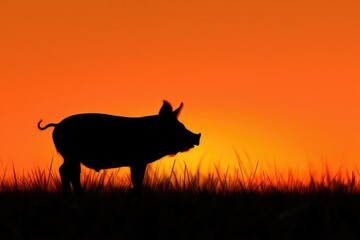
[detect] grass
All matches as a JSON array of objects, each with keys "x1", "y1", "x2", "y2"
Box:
[
  {"x1": 1, "y1": 157, "x2": 360, "y2": 239},
  {"x1": 2, "y1": 157, "x2": 360, "y2": 195}
]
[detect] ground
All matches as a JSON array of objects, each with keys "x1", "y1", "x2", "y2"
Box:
[{"x1": 1, "y1": 191, "x2": 360, "y2": 240}]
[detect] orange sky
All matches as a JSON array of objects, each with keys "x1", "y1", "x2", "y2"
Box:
[{"x1": 0, "y1": 0, "x2": 359, "y2": 179}]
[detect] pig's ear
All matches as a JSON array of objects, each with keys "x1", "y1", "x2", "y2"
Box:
[
  {"x1": 173, "y1": 102, "x2": 183, "y2": 119},
  {"x1": 159, "y1": 100, "x2": 173, "y2": 117}
]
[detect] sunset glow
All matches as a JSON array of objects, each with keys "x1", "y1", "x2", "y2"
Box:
[{"x1": 0, "y1": 0, "x2": 359, "y2": 182}]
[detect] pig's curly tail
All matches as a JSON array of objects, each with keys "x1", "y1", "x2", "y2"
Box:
[{"x1": 38, "y1": 119, "x2": 57, "y2": 130}]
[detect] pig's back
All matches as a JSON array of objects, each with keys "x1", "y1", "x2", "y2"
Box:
[{"x1": 52, "y1": 113, "x2": 159, "y2": 160}]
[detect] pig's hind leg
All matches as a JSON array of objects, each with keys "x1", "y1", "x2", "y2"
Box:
[
  {"x1": 59, "y1": 160, "x2": 84, "y2": 195},
  {"x1": 59, "y1": 162, "x2": 71, "y2": 195},
  {"x1": 69, "y1": 161, "x2": 84, "y2": 195}
]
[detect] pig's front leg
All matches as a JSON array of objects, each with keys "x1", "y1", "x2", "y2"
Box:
[{"x1": 130, "y1": 164, "x2": 147, "y2": 195}]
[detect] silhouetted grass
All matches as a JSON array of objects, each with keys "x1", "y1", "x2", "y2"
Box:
[
  {"x1": 1, "y1": 157, "x2": 360, "y2": 239},
  {"x1": 2, "y1": 157, "x2": 360, "y2": 195}
]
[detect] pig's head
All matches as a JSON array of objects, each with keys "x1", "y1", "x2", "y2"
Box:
[{"x1": 158, "y1": 100, "x2": 201, "y2": 156}]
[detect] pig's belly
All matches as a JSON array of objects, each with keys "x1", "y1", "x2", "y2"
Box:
[{"x1": 80, "y1": 155, "x2": 132, "y2": 171}]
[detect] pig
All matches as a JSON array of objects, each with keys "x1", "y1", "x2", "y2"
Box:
[{"x1": 38, "y1": 100, "x2": 201, "y2": 195}]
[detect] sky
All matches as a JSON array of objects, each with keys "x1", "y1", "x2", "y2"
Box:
[{"x1": 0, "y1": 0, "x2": 359, "y2": 179}]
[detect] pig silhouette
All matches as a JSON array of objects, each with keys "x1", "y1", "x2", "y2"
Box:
[{"x1": 38, "y1": 100, "x2": 201, "y2": 195}]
